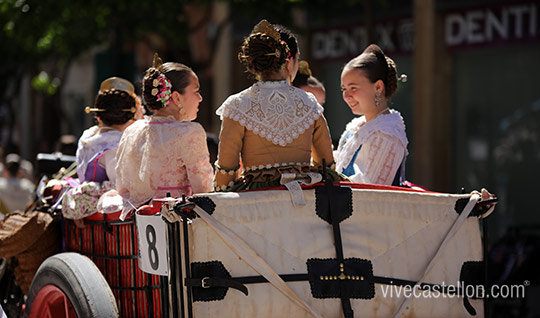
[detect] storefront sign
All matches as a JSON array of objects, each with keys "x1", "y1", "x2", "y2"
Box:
[
  {"x1": 311, "y1": 2, "x2": 539, "y2": 60},
  {"x1": 312, "y1": 19, "x2": 413, "y2": 60},
  {"x1": 446, "y1": 3, "x2": 538, "y2": 46}
]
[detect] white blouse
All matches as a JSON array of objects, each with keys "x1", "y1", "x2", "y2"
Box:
[
  {"x1": 334, "y1": 109, "x2": 408, "y2": 185},
  {"x1": 76, "y1": 126, "x2": 123, "y2": 182},
  {"x1": 115, "y1": 115, "x2": 213, "y2": 208}
]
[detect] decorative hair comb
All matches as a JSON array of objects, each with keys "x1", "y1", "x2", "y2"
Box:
[
  {"x1": 85, "y1": 106, "x2": 137, "y2": 114},
  {"x1": 152, "y1": 53, "x2": 164, "y2": 71},
  {"x1": 252, "y1": 19, "x2": 280, "y2": 42},
  {"x1": 99, "y1": 77, "x2": 135, "y2": 97},
  {"x1": 265, "y1": 49, "x2": 281, "y2": 58}
]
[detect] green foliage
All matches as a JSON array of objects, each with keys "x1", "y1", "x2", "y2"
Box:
[
  {"x1": 0, "y1": 0, "x2": 191, "y2": 81},
  {"x1": 31, "y1": 71, "x2": 60, "y2": 95}
]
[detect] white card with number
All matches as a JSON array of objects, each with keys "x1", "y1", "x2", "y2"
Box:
[{"x1": 135, "y1": 212, "x2": 168, "y2": 276}]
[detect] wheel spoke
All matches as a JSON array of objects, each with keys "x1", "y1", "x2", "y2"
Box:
[{"x1": 30, "y1": 285, "x2": 76, "y2": 318}]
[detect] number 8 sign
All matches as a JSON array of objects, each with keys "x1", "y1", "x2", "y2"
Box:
[{"x1": 136, "y1": 212, "x2": 168, "y2": 276}]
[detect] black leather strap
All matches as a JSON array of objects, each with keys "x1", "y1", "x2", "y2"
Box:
[
  {"x1": 185, "y1": 277, "x2": 248, "y2": 296},
  {"x1": 323, "y1": 180, "x2": 354, "y2": 318},
  {"x1": 234, "y1": 274, "x2": 308, "y2": 284},
  {"x1": 463, "y1": 295, "x2": 477, "y2": 316}
]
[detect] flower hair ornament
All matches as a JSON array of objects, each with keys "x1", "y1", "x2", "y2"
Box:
[
  {"x1": 280, "y1": 40, "x2": 291, "y2": 59},
  {"x1": 151, "y1": 74, "x2": 173, "y2": 107},
  {"x1": 149, "y1": 53, "x2": 173, "y2": 107}
]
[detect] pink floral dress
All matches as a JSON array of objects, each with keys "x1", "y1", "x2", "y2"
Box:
[{"x1": 115, "y1": 115, "x2": 214, "y2": 211}]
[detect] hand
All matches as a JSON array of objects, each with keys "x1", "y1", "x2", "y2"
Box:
[
  {"x1": 73, "y1": 218, "x2": 86, "y2": 229},
  {"x1": 481, "y1": 188, "x2": 497, "y2": 201},
  {"x1": 473, "y1": 188, "x2": 498, "y2": 218}
]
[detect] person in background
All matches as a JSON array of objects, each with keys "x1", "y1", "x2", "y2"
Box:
[
  {"x1": 334, "y1": 44, "x2": 408, "y2": 186},
  {"x1": 214, "y1": 20, "x2": 340, "y2": 193},
  {"x1": 115, "y1": 54, "x2": 213, "y2": 217},
  {"x1": 0, "y1": 143, "x2": 34, "y2": 182},
  {"x1": 62, "y1": 77, "x2": 137, "y2": 224},
  {"x1": 55, "y1": 134, "x2": 78, "y2": 156},
  {"x1": 0, "y1": 154, "x2": 34, "y2": 214},
  {"x1": 76, "y1": 77, "x2": 137, "y2": 183},
  {"x1": 292, "y1": 60, "x2": 326, "y2": 106}
]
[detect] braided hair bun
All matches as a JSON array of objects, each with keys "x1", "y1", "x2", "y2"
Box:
[
  {"x1": 238, "y1": 34, "x2": 287, "y2": 78},
  {"x1": 94, "y1": 89, "x2": 136, "y2": 126},
  {"x1": 238, "y1": 20, "x2": 296, "y2": 80},
  {"x1": 142, "y1": 67, "x2": 166, "y2": 111}
]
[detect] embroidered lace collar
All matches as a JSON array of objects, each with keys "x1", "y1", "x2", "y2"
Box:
[{"x1": 216, "y1": 81, "x2": 324, "y2": 146}]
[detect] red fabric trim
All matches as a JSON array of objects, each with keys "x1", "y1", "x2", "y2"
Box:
[
  {"x1": 237, "y1": 181, "x2": 435, "y2": 193},
  {"x1": 91, "y1": 152, "x2": 105, "y2": 181}
]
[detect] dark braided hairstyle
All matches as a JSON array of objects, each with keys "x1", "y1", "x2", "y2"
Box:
[
  {"x1": 142, "y1": 60, "x2": 194, "y2": 111},
  {"x1": 238, "y1": 20, "x2": 298, "y2": 80},
  {"x1": 94, "y1": 89, "x2": 136, "y2": 126},
  {"x1": 344, "y1": 44, "x2": 399, "y2": 98}
]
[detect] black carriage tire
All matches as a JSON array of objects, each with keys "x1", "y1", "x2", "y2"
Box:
[{"x1": 23, "y1": 252, "x2": 118, "y2": 318}]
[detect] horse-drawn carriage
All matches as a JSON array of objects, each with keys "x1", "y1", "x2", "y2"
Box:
[{"x1": 1, "y1": 158, "x2": 496, "y2": 318}]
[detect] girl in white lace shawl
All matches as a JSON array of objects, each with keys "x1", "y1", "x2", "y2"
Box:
[
  {"x1": 214, "y1": 20, "x2": 339, "y2": 192},
  {"x1": 115, "y1": 55, "x2": 213, "y2": 216},
  {"x1": 335, "y1": 44, "x2": 409, "y2": 186}
]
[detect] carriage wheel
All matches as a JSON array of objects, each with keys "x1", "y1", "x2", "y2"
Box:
[{"x1": 24, "y1": 252, "x2": 118, "y2": 318}]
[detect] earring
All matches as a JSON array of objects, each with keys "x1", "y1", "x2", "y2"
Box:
[
  {"x1": 178, "y1": 103, "x2": 187, "y2": 119},
  {"x1": 375, "y1": 92, "x2": 381, "y2": 107}
]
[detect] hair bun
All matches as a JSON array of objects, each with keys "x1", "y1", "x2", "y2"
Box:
[
  {"x1": 362, "y1": 44, "x2": 384, "y2": 55},
  {"x1": 298, "y1": 60, "x2": 312, "y2": 76}
]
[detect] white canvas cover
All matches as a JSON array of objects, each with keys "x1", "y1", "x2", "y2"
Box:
[{"x1": 186, "y1": 186, "x2": 484, "y2": 317}]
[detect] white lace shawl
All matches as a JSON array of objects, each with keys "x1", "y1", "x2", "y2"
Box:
[
  {"x1": 216, "y1": 80, "x2": 324, "y2": 146},
  {"x1": 334, "y1": 109, "x2": 408, "y2": 174},
  {"x1": 76, "y1": 126, "x2": 123, "y2": 182}
]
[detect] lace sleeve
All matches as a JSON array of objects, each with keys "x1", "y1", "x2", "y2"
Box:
[
  {"x1": 349, "y1": 131, "x2": 406, "y2": 185},
  {"x1": 182, "y1": 123, "x2": 214, "y2": 194}
]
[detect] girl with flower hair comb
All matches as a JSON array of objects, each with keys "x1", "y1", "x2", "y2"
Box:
[
  {"x1": 214, "y1": 20, "x2": 343, "y2": 196},
  {"x1": 115, "y1": 54, "x2": 213, "y2": 216}
]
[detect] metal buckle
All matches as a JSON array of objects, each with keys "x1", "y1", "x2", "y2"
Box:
[{"x1": 201, "y1": 277, "x2": 211, "y2": 288}]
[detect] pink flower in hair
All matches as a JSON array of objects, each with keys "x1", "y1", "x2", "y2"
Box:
[{"x1": 152, "y1": 74, "x2": 173, "y2": 106}]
